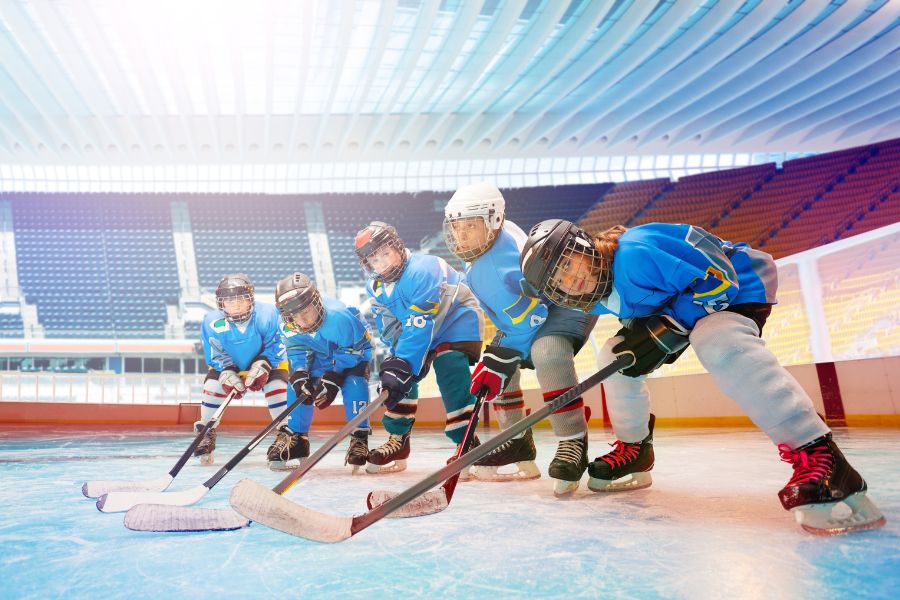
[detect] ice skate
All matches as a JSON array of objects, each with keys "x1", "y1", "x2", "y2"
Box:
[
  {"x1": 266, "y1": 425, "x2": 310, "y2": 471},
  {"x1": 588, "y1": 414, "x2": 655, "y2": 492},
  {"x1": 548, "y1": 434, "x2": 588, "y2": 496},
  {"x1": 192, "y1": 421, "x2": 217, "y2": 466},
  {"x1": 447, "y1": 434, "x2": 480, "y2": 482},
  {"x1": 472, "y1": 428, "x2": 540, "y2": 482},
  {"x1": 345, "y1": 430, "x2": 369, "y2": 474},
  {"x1": 778, "y1": 434, "x2": 886, "y2": 535},
  {"x1": 366, "y1": 432, "x2": 410, "y2": 474}
]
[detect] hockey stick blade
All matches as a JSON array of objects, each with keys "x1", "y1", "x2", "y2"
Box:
[
  {"x1": 82, "y1": 474, "x2": 174, "y2": 499},
  {"x1": 124, "y1": 504, "x2": 249, "y2": 532},
  {"x1": 81, "y1": 389, "x2": 238, "y2": 498},
  {"x1": 231, "y1": 479, "x2": 352, "y2": 543},
  {"x1": 235, "y1": 356, "x2": 632, "y2": 540},
  {"x1": 97, "y1": 483, "x2": 209, "y2": 513}
]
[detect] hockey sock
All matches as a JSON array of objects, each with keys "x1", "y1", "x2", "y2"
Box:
[
  {"x1": 200, "y1": 377, "x2": 228, "y2": 423},
  {"x1": 434, "y1": 349, "x2": 477, "y2": 444},
  {"x1": 264, "y1": 379, "x2": 289, "y2": 420},
  {"x1": 595, "y1": 335, "x2": 652, "y2": 443},
  {"x1": 532, "y1": 335, "x2": 587, "y2": 440},
  {"x1": 492, "y1": 370, "x2": 525, "y2": 439}
]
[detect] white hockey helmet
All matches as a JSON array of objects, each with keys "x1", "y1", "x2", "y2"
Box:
[{"x1": 443, "y1": 182, "x2": 506, "y2": 261}]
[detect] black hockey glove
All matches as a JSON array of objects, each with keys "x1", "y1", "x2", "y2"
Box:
[
  {"x1": 289, "y1": 369, "x2": 317, "y2": 403},
  {"x1": 470, "y1": 345, "x2": 522, "y2": 401},
  {"x1": 314, "y1": 371, "x2": 344, "y2": 409},
  {"x1": 613, "y1": 315, "x2": 690, "y2": 378},
  {"x1": 378, "y1": 356, "x2": 415, "y2": 410}
]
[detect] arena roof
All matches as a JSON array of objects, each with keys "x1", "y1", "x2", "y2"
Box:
[{"x1": 0, "y1": 0, "x2": 898, "y2": 165}]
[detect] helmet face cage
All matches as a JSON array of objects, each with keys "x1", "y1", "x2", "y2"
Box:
[
  {"x1": 443, "y1": 211, "x2": 502, "y2": 261},
  {"x1": 275, "y1": 273, "x2": 325, "y2": 334},
  {"x1": 543, "y1": 237, "x2": 612, "y2": 311},
  {"x1": 216, "y1": 275, "x2": 255, "y2": 324},
  {"x1": 355, "y1": 222, "x2": 408, "y2": 283}
]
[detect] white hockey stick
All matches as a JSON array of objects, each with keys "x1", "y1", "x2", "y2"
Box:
[
  {"x1": 122, "y1": 390, "x2": 388, "y2": 531},
  {"x1": 81, "y1": 389, "x2": 237, "y2": 498}
]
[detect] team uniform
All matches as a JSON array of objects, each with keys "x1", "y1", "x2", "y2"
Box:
[
  {"x1": 357, "y1": 222, "x2": 485, "y2": 474},
  {"x1": 199, "y1": 281, "x2": 293, "y2": 465},
  {"x1": 521, "y1": 219, "x2": 886, "y2": 535},
  {"x1": 446, "y1": 185, "x2": 597, "y2": 494},
  {"x1": 280, "y1": 296, "x2": 373, "y2": 471}
]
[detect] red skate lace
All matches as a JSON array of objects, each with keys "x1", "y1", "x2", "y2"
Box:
[
  {"x1": 600, "y1": 440, "x2": 641, "y2": 467},
  {"x1": 778, "y1": 442, "x2": 833, "y2": 486}
]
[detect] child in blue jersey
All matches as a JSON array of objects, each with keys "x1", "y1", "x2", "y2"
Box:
[
  {"x1": 274, "y1": 272, "x2": 373, "y2": 472},
  {"x1": 443, "y1": 182, "x2": 598, "y2": 495},
  {"x1": 355, "y1": 221, "x2": 485, "y2": 474},
  {"x1": 198, "y1": 274, "x2": 300, "y2": 466},
  {"x1": 520, "y1": 219, "x2": 885, "y2": 535}
]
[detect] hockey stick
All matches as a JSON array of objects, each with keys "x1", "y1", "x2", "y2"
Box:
[
  {"x1": 81, "y1": 389, "x2": 238, "y2": 498},
  {"x1": 97, "y1": 390, "x2": 310, "y2": 513},
  {"x1": 229, "y1": 354, "x2": 633, "y2": 542},
  {"x1": 365, "y1": 387, "x2": 488, "y2": 517},
  {"x1": 123, "y1": 390, "x2": 389, "y2": 532}
]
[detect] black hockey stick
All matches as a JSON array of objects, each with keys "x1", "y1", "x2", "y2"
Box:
[
  {"x1": 364, "y1": 387, "x2": 488, "y2": 517},
  {"x1": 98, "y1": 390, "x2": 310, "y2": 512},
  {"x1": 124, "y1": 390, "x2": 389, "y2": 532},
  {"x1": 229, "y1": 354, "x2": 633, "y2": 542},
  {"x1": 81, "y1": 389, "x2": 239, "y2": 498}
]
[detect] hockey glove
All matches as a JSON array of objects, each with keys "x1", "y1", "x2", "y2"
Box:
[
  {"x1": 289, "y1": 369, "x2": 317, "y2": 402},
  {"x1": 218, "y1": 368, "x2": 246, "y2": 399},
  {"x1": 613, "y1": 315, "x2": 690, "y2": 378},
  {"x1": 244, "y1": 358, "x2": 272, "y2": 391},
  {"x1": 314, "y1": 371, "x2": 344, "y2": 409},
  {"x1": 470, "y1": 345, "x2": 522, "y2": 401},
  {"x1": 378, "y1": 356, "x2": 415, "y2": 410}
]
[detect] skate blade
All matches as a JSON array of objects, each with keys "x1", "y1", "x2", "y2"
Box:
[
  {"x1": 350, "y1": 464, "x2": 364, "y2": 475},
  {"x1": 553, "y1": 479, "x2": 581, "y2": 497},
  {"x1": 792, "y1": 492, "x2": 887, "y2": 536},
  {"x1": 587, "y1": 471, "x2": 652, "y2": 493},
  {"x1": 198, "y1": 453, "x2": 214, "y2": 466},
  {"x1": 268, "y1": 458, "x2": 305, "y2": 472},
  {"x1": 472, "y1": 461, "x2": 541, "y2": 482},
  {"x1": 365, "y1": 459, "x2": 407, "y2": 474}
]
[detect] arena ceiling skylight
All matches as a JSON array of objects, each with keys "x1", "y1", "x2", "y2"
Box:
[{"x1": 0, "y1": 0, "x2": 897, "y2": 165}]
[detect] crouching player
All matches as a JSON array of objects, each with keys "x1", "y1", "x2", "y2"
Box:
[
  {"x1": 355, "y1": 221, "x2": 485, "y2": 474},
  {"x1": 198, "y1": 274, "x2": 295, "y2": 466},
  {"x1": 520, "y1": 219, "x2": 885, "y2": 535},
  {"x1": 275, "y1": 272, "x2": 373, "y2": 473}
]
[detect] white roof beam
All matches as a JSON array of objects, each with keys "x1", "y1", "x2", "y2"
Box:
[{"x1": 312, "y1": 0, "x2": 358, "y2": 152}]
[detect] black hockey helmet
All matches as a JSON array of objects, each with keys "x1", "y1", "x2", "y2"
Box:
[
  {"x1": 216, "y1": 273, "x2": 255, "y2": 324},
  {"x1": 355, "y1": 221, "x2": 408, "y2": 283},
  {"x1": 520, "y1": 219, "x2": 611, "y2": 311},
  {"x1": 275, "y1": 272, "x2": 325, "y2": 333}
]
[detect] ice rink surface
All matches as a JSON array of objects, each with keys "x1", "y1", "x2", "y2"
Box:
[{"x1": 1, "y1": 423, "x2": 898, "y2": 599}]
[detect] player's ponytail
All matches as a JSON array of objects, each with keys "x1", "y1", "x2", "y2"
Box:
[{"x1": 593, "y1": 225, "x2": 627, "y2": 259}]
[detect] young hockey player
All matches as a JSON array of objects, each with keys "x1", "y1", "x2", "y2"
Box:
[
  {"x1": 520, "y1": 219, "x2": 885, "y2": 535},
  {"x1": 355, "y1": 221, "x2": 484, "y2": 474},
  {"x1": 275, "y1": 272, "x2": 373, "y2": 473},
  {"x1": 443, "y1": 182, "x2": 598, "y2": 495},
  {"x1": 199, "y1": 273, "x2": 302, "y2": 467}
]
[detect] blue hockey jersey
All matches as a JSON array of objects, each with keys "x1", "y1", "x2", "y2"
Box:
[
  {"x1": 280, "y1": 297, "x2": 373, "y2": 377},
  {"x1": 588, "y1": 223, "x2": 777, "y2": 329},
  {"x1": 465, "y1": 221, "x2": 549, "y2": 356},
  {"x1": 367, "y1": 252, "x2": 483, "y2": 376},
  {"x1": 201, "y1": 302, "x2": 286, "y2": 372}
]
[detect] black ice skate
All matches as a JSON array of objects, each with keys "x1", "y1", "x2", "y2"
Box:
[
  {"x1": 345, "y1": 430, "x2": 369, "y2": 474},
  {"x1": 267, "y1": 425, "x2": 310, "y2": 471},
  {"x1": 548, "y1": 434, "x2": 588, "y2": 496},
  {"x1": 447, "y1": 434, "x2": 480, "y2": 482},
  {"x1": 192, "y1": 421, "x2": 217, "y2": 466},
  {"x1": 778, "y1": 434, "x2": 885, "y2": 535},
  {"x1": 366, "y1": 432, "x2": 411, "y2": 474},
  {"x1": 472, "y1": 428, "x2": 540, "y2": 482},
  {"x1": 588, "y1": 414, "x2": 655, "y2": 492}
]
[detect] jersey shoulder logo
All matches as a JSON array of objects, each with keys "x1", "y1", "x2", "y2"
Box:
[
  {"x1": 530, "y1": 314, "x2": 546, "y2": 328},
  {"x1": 212, "y1": 318, "x2": 230, "y2": 333}
]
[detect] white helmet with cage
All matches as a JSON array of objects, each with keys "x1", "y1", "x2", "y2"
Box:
[{"x1": 443, "y1": 181, "x2": 506, "y2": 261}]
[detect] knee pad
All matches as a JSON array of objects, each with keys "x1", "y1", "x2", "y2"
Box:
[{"x1": 530, "y1": 335, "x2": 575, "y2": 372}]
